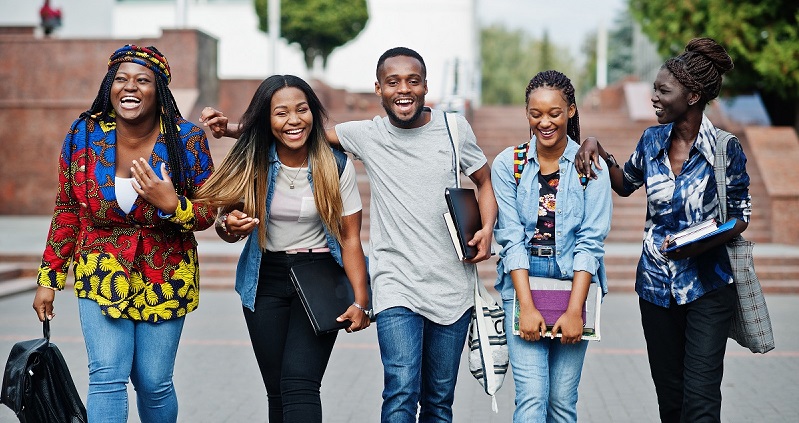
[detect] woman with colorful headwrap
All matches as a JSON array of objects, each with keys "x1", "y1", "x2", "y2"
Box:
[
  {"x1": 575, "y1": 38, "x2": 750, "y2": 422},
  {"x1": 32, "y1": 44, "x2": 216, "y2": 423}
]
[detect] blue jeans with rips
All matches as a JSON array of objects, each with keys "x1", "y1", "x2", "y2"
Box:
[
  {"x1": 78, "y1": 298, "x2": 185, "y2": 423},
  {"x1": 505, "y1": 254, "x2": 589, "y2": 423},
  {"x1": 376, "y1": 306, "x2": 471, "y2": 423}
]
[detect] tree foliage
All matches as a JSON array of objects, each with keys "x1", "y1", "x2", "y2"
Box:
[
  {"x1": 607, "y1": 10, "x2": 634, "y2": 85},
  {"x1": 481, "y1": 25, "x2": 575, "y2": 105},
  {"x1": 254, "y1": 0, "x2": 369, "y2": 70},
  {"x1": 629, "y1": 0, "x2": 799, "y2": 125}
]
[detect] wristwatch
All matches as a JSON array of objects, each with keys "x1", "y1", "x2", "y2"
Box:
[{"x1": 604, "y1": 153, "x2": 620, "y2": 169}]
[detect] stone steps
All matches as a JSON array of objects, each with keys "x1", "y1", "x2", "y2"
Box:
[
  {"x1": 3, "y1": 242, "x2": 799, "y2": 296},
  {"x1": 2, "y1": 104, "x2": 791, "y2": 298}
]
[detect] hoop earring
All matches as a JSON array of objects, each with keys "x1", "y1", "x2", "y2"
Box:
[{"x1": 530, "y1": 127, "x2": 534, "y2": 139}]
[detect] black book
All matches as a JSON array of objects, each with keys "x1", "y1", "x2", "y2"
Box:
[
  {"x1": 444, "y1": 187, "x2": 482, "y2": 260},
  {"x1": 290, "y1": 259, "x2": 362, "y2": 335}
]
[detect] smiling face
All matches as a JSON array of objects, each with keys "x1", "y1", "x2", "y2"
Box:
[
  {"x1": 526, "y1": 87, "x2": 575, "y2": 150},
  {"x1": 651, "y1": 67, "x2": 696, "y2": 124},
  {"x1": 270, "y1": 86, "x2": 313, "y2": 156},
  {"x1": 375, "y1": 55, "x2": 428, "y2": 129},
  {"x1": 111, "y1": 62, "x2": 158, "y2": 123}
]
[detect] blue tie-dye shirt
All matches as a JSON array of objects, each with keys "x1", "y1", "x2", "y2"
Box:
[{"x1": 621, "y1": 115, "x2": 751, "y2": 307}]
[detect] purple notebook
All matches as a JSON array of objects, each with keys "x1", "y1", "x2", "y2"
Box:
[{"x1": 530, "y1": 289, "x2": 586, "y2": 326}]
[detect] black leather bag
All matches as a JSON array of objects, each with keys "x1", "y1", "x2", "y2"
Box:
[{"x1": 1, "y1": 319, "x2": 87, "y2": 423}]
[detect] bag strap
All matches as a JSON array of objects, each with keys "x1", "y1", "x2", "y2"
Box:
[
  {"x1": 43, "y1": 318, "x2": 51, "y2": 342},
  {"x1": 714, "y1": 129, "x2": 735, "y2": 222},
  {"x1": 513, "y1": 142, "x2": 531, "y2": 185},
  {"x1": 472, "y1": 265, "x2": 499, "y2": 411},
  {"x1": 443, "y1": 112, "x2": 461, "y2": 188}
]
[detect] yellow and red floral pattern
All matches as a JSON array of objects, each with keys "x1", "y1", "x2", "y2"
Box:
[{"x1": 36, "y1": 116, "x2": 215, "y2": 322}]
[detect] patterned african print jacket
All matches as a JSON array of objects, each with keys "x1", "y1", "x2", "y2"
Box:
[
  {"x1": 36, "y1": 116, "x2": 216, "y2": 322},
  {"x1": 621, "y1": 114, "x2": 751, "y2": 307}
]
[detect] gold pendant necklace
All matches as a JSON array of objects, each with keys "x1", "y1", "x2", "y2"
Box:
[{"x1": 286, "y1": 157, "x2": 308, "y2": 189}]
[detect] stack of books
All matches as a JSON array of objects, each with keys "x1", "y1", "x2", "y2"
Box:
[{"x1": 664, "y1": 218, "x2": 737, "y2": 252}]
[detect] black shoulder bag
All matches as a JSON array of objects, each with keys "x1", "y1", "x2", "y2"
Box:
[{"x1": 1, "y1": 319, "x2": 87, "y2": 422}]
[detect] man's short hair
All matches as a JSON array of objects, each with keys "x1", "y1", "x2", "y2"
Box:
[{"x1": 376, "y1": 47, "x2": 427, "y2": 80}]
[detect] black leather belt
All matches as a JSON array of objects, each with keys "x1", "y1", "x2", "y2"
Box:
[{"x1": 529, "y1": 245, "x2": 555, "y2": 257}]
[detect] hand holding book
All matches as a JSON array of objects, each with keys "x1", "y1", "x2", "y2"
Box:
[{"x1": 662, "y1": 218, "x2": 737, "y2": 253}]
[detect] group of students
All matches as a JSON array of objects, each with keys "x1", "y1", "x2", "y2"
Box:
[{"x1": 31, "y1": 37, "x2": 749, "y2": 423}]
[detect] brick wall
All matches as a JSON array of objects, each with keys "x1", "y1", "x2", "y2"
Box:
[{"x1": 0, "y1": 28, "x2": 218, "y2": 214}]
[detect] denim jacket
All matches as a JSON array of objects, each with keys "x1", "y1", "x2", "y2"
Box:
[
  {"x1": 491, "y1": 137, "x2": 612, "y2": 301},
  {"x1": 235, "y1": 143, "x2": 347, "y2": 311}
]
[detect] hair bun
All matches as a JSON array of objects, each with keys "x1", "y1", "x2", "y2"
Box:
[{"x1": 685, "y1": 37, "x2": 734, "y2": 75}]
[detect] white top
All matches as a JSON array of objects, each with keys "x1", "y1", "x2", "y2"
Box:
[
  {"x1": 266, "y1": 158, "x2": 362, "y2": 252},
  {"x1": 115, "y1": 176, "x2": 138, "y2": 214}
]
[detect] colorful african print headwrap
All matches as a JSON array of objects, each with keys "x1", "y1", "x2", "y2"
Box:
[{"x1": 108, "y1": 44, "x2": 171, "y2": 85}]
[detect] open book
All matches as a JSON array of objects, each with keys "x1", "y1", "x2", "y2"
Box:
[
  {"x1": 664, "y1": 218, "x2": 737, "y2": 252},
  {"x1": 512, "y1": 276, "x2": 602, "y2": 341}
]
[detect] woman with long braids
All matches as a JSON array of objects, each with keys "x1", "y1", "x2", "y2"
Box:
[
  {"x1": 492, "y1": 70, "x2": 612, "y2": 422},
  {"x1": 32, "y1": 45, "x2": 216, "y2": 423},
  {"x1": 193, "y1": 75, "x2": 370, "y2": 423},
  {"x1": 576, "y1": 38, "x2": 749, "y2": 422}
]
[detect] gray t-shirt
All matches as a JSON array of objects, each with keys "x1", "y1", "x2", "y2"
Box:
[{"x1": 335, "y1": 108, "x2": 487, "y2": 324}]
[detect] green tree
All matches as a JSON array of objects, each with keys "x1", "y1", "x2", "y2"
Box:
[
  {"x1": 607, "y1": 10, "x2": 634, "y2": 85},
  {"x1": 540, "y1": 29, "x2": 552, "y2": 71},
  {"x1": 481, "y1": 25, "x2": 575, "y2": 105},
  {"x1": 254, "y1": 0, "x2": 368, "y2": 70},
  {"x1": 629, "y1": 0, "x2": 799, "y2": 127},
  {"x1": 579, "y1": 31, "x2": 598, "y2": 96}
]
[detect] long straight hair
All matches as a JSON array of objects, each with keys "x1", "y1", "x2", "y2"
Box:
[{"x1": 194, "y1": 75, "x2": 343, "y2": 248}]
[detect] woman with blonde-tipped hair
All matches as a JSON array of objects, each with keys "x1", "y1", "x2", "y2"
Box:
[{"x1": 194, "y1": 74, "x2": 370, "y2": 423}]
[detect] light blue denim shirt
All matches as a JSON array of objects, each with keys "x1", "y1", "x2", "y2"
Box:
[
  {"x1": 491, "y1": 137, "x2": 612, "y2": 301},
  {"x1": 235, "y1": 143, "x2": 347, "y2": 311}
]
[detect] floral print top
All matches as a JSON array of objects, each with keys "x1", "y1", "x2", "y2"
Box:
[
  {"x1": 532, "y1": 171, "x2": 558, "y2": 244},
  {"x1": 36, "y1": 116, "x2": 215, "y2": 321}
]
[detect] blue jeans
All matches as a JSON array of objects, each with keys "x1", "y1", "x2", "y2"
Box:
[
  {"x1": 376, "y1": 306, "x2": 471, "y2": 423},
  {"x1": 505, "y1": 255, "x2": 589, "y2": 423},
  {"x1": 78, "y1": 298, "x2": 185, "y2": 423}
]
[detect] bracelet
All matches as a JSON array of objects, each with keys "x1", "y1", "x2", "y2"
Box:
[
  {"x1": 604, "y1": 153, "x2": 620, "y2": 169},
  {"x1": 352, "y1": 301, "x2": 371, "y2": 316},
  {"x1": 219, "y1": 213, "x2": 244, "y2": 240}
]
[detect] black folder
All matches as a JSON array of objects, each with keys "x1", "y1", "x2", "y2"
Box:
[
  {"x1": 444, "y1": 187, "x2": 482, "y2": 260},
  {"x1": 289, "y1": 259, "x2": 358, "y2": 335}
]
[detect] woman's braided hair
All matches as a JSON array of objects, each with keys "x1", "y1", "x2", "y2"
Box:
[
  {"x1": 663, "y1": 37, "x2": 734, "y2": 107},
  {"x1": 525, "y1": 70, "x2": 580, "y2": 142},
  {"x1": 83, "y1": 45, "x2": 191, "y2": 196}
]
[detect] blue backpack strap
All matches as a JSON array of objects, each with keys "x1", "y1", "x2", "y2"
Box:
[
  {"x1": 513, "y1": 142, "x2": 530, "y2": 185},
  {"x1": 331, "y1": 148, "x2": 348, "y2": 177}
]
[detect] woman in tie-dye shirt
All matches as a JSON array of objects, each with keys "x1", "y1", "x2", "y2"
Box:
[{"x1": 575, "y1": 38, "x2": 751, "y2": 422}]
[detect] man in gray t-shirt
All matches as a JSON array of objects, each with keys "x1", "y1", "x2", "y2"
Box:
[
  {"x1": 327, "y1": 47, "x2": 496, "y2": 423},
  {"x1": 198, "y1": 47, "x2": 496, "y2": 423}
]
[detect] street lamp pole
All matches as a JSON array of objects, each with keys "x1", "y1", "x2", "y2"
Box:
[{"x1": 269, "y1": 0, "x2": 280, "y2": 75}]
